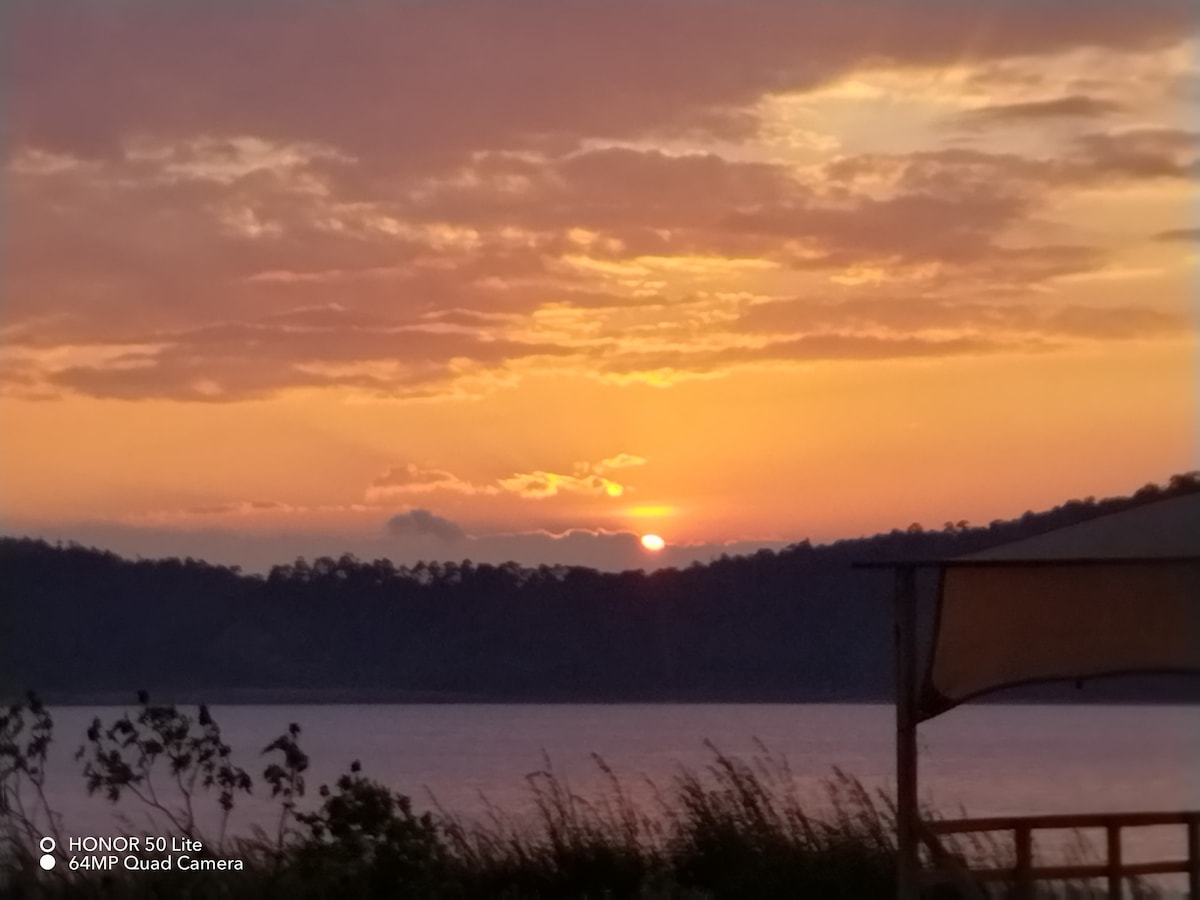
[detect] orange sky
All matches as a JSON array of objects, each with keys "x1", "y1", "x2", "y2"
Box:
[{"x1": 1, "y1": 2, "x2": 1196, "y2": 571}]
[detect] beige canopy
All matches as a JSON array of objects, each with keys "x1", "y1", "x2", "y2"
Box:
[{"x1": 920, "y1": 492, "x2": 1200, "y2": 720}]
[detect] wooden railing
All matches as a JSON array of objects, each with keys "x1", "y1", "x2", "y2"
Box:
[{"x1": 922, "y1": 811, "x2": 1200, "y2": 899}]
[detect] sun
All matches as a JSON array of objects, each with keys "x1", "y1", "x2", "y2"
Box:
[{"x1": 640, "y1": 533, "x2": 666, "y2": 552}]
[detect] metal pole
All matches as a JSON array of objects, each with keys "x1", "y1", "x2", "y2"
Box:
[{"x1": 896, "y1": 565, "x2": 920, "y2": 900}]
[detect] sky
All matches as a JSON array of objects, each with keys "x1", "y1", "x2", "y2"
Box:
[{"x1": 1, "y1": 1, "x2": 1197, "y2": 573}]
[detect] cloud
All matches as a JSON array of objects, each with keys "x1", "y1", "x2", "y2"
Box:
[
  {"x1": 598, "y1": 333, "x2": 1031, "y2": 385},
  {"x1": 407, "y1": 141, "x2": 1156, "y2": 281},
  {"x1": 368, "y1": 464, "x2": 488, "y2": 500},
  {"x1": 367, "y1": 457, "x2": 644, "y2": 502},
  {"x1": 106, "y1": 455, "x2": 648, "y2": 530},
  {"x1": 413, "y1": 145, "x2": 1113, "y2": 272},
  {"x1": 595, "y1": 453, "x2": 648, "y2": 472},
  {"x1": 495, "y1": 471, "x2": 626, "y2": 500},
  {"x1": 732, "y1": 296, "x2": 1188, "y2": 342},
  {"x1": 824, "y1": 139, "x2": 1197, "y2": 198},
  {"x1": 19, "y1": 311, "x2": 573, "y2": 401},
  {"x1": 384, "y1": 509, "x2": 467, "y2": 542},
  {"x1": 177, "y1": 500, "x2": 299, "y2": 517},
  {"x1": 10, "y1": 1, "x2": 1192, "y2": 167},
  {"x1": 951, "y1": 94, "x2": 1125, "y2": 128},
  {"x1": 491, "y1": 454, "x2": 651, "y2": 500},
  {"x1": 1072, "y1": 128, "x2": 1199, "y2": 180},
  {"x1": 1152, "y1": 227, "x2": 1200, "y2": 243},
  {"x1": 3, "y1": 4, "x2": 1194, "y2": 404},
  {"x1": 124, "y1": 499, "x2": 377, "y2": 525}
]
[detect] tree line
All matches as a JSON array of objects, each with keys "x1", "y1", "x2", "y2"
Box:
[{"x1": 2, "y1": 473, "x2": 1196, "y2": 703}]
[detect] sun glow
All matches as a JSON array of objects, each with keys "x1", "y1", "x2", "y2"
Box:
[
  {"x1": 627, "y1": 505, "x2": 675, "y2": 518},
  {"x1": 640, "y1": 533, "x2": 666, "y2": 552}
]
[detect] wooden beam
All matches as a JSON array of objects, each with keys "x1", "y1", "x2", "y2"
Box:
[
  {"x1": 970, "y1": 859, "x2": 1191, "y2": 881},
  {"x1": 930, "y1": 810, "x2": 1200, "y2": 833},
  {"x1": 855, "y1": 555, "x2": 1200, "y2": 569},
  {"x1": 924, "y1": 810, "x2": 1200, "y2": 893}
]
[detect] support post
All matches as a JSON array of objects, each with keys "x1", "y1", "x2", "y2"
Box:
[
  {"x1": 895, "y1": 565, "x2": 920, "y2": 900},
  {"x1": 1106, "y1": 822, "x2": 1123, "y2": 900},
  {"x1": 1186, "y1": 815, "x2": 1197, "y2": 900},
  {"x1": 1014, "y1": 824, "x2": 1033, "y2": 900}
]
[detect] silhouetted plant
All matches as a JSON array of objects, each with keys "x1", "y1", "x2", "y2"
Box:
[
  {"x1": 663, "y1": 741, "x2": 895, "y2": 899},
  {"x1": 288, "y1": 760, "x2": 448, "y2": 897},
  {"x1": 0, "y1": 694, "x2": 1178, "y2": 899},
  {"x1": 0, "y1": 692, "x2": 63, "y2": 872},
  {"x1": 260, "y1": 722, "x2": 308, "y2": 856},
  {"x1": 75, "y1": 691, "x2": 252, "y2": 848},
  {"x1": 440, "y1": 752, "x2": 662, "y2": 897}
]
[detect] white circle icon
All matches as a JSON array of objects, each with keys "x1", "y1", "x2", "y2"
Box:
[
  {"x1": 39, "y1": 837, "x2": 56, "y2": 853},
  {"x1": 40, "y1": 853, "x2": 56, "y2": 870}
]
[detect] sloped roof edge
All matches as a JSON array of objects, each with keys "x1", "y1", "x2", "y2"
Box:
[{"x1": 961, "y1": 491, "x2": 1200, "y2": 561}]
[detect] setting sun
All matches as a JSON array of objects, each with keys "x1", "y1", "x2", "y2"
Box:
[{"x1": 640, "y1": 534, "x2": 666, "y2": 552}]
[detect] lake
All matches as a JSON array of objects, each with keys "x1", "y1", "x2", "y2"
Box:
[{"x1": 21, "y1": 703, "x2": 1200, "y2": 879}]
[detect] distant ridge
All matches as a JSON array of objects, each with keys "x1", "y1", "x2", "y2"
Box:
[{"x1": 3, "y1": 473, "x2": 1197, "y2": 705}]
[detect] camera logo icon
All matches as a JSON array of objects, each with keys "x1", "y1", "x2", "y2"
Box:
[{"x1": 39, "y1": 837, "x2": 56, "y2": 870}]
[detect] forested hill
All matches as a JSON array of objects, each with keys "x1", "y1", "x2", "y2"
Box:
[{"x1": 2, "y1": 474, "x2": 1197, "y2": 704}]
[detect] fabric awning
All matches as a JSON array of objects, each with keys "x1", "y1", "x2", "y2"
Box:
[{"x1": 920, "y1": 492, "x2": 1200, "y2": 720}]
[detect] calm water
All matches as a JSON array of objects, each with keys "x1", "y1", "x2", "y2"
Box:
[{"x1": 26, "y1": 704, "x2": 1200, "y2": 868}]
